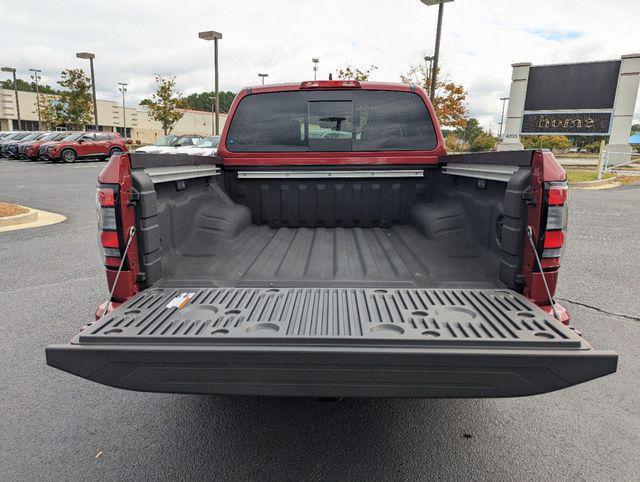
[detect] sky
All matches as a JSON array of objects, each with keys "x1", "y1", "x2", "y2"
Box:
[{"x1": 1, "y1": 0, "x2": 639, "y2": 132}]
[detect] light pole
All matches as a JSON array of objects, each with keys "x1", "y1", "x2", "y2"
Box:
[
  {"x1": 312, "y1": 58, "x2": 319, "y2": 81},
  {"x1": 28, "y1": 68, "x2": 42, "y2": 129},
  {"x1": 420, "y1": 0, "x2": 453, "y2": 102},
  {"x1": 76, "y1": 52, "x2": 98, "y2": 130},
  {"x1": 498, "y1": 97, "x2": 509, "y2": 140},
  {"x1": 424, "y1": 55, "x2": 433, "y2": 87},
  {"x1": 118, "y1": 82, "x2": 128, "y2": 138},
  {"x1": 199, "y1": 30, "x2": 223, "y2": 135},
  {"x1": 258, "y1": 73, "x2": 268, "y2": 85},
  {"x1": 1, "y1": 67, "x2": 21, "y2": 130}
]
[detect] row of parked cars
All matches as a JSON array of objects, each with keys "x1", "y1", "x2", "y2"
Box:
[
  {"x1": 0, "y1": 130, "x2": 127, "y2": 162},
  {"x1": 0, "y1": 131, "x2": 221, "y2": 163},
  {"x1": 135, "y1": 134, "x2": 220, "y2": 156}
]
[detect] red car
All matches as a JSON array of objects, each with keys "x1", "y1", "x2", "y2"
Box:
[
  {"x1": 22, "y1": 132, "x2": 70, "y2": 160},
  {"x1": 41, "y1": 131, "x2": 127, "y2": 163}
]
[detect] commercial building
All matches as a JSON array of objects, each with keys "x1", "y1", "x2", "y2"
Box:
[{"x1": 0, "y1": 89, "x2": 227, "y2": 144}]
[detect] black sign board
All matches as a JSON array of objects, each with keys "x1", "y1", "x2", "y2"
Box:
[
  {"x1": 521, "y1": 112, "x2": 611, "y2": 135},
  {"x1": 524, "y1": 61, "x2": 620, "y2": 111}
]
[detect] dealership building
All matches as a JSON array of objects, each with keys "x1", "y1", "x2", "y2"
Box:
[{"x1": 0, "y1": 89, "x2": 227, "y2": 144}]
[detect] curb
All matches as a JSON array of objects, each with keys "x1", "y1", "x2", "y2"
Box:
[
  {"x1": 569, "y1": 176, "x2": 619, "y2": 188},
  {"x1": 0, "y1": 207, "x2": 38, "y2": 227}
]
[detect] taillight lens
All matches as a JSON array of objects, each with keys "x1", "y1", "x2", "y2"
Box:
[
  {"x1": 541, "y1": 181, "x2": 569, "y2": 268},
  {"x1": 97, "y1": 185, "x2": 122, "y2": 264}
]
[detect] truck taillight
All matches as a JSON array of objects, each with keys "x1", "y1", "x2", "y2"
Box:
[
  {"x1": 541, "y1": 182, "x2": 569, "y2": 269},
  {"x1": 97, "y1": 185, "x2": 122, "y2": 267}
]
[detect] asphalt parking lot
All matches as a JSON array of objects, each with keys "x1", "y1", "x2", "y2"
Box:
[{"x1": 1, "y1": 158, "x2": 638, "y2": 481}]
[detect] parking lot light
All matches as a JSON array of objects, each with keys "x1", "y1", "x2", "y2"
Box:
[
  {"x1": 28, "y1": 68, "x2": 42, "y2": 129},
  {"x1": 118, "y1": 83, "x2": 128, "y2": 139},
  {"x1": 76, "y1": 52, "x2": 99, "y2": 131},
  {"x1": 1, "y1": 67, "x2": 21, "y2": 130},
  {"x1": 420, "y1": 0, "x2": 454, "y2": 102},
  {"x1": 258, "y1": 73, "x2": 268, "y2": 85},
  {"x1": 198, "y1": 30, "x2": 223, "y2": 135}
]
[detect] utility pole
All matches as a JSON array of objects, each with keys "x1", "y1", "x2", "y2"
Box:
[
  {"x1": 1, "y1": 67, "x2": 21, "y2": 130},
  {"x1": 498, "y1": 97, "x2": 509, "y2": 139},
  {"x1": 118, "y1": 83, "x2": 128, "y2": 138},
  {"x1": 29, "y1": 68, "x2": 42, "y2": 129},
  {"x1": 312, "y1": 58, "x2": 319, "y2": 81},
  {"x1": 258, "y1": 73, "x2": 268, "y2": 85}
]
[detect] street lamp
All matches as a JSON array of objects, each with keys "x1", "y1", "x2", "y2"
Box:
[
  {"x1": 118, "y1": 83, "x2": 128, "y2": 139},
  {"x1": 420, "y1": 0, "x2": 454, "y2": 102},
  {"x1": 498, "y1": 97, "x2": 509, "y2": 140},
  {"x1": 199, "y1": 30, "x2": 223, "y2": 135},
  {"x1": 258, "y1": 73, "x2": 268, "y2": 85},
  {"x1": 312, "y1": 58, "x2": 319, "y2": 81},
  {"x1": 28, "y1": 68, "x2": 42, "y2": 129},
  {"x1": 76, "y1": 52, "x2": 98, "y2": 130},
  {"x1": 424, "y1": 55, "x2": 433, "y2": 85},
  {"x1": 1, "y1": 67, "x2": 21, "y2": 130}
]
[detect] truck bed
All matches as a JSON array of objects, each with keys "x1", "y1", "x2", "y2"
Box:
[
  {"x1": 46, "y1": 286, "x2": 617, "y2": 397},
  {"x1": 161, "y1": 224, "x2": 496, "y2": 288}
]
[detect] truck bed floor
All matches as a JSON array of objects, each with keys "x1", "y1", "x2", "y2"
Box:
[{"x1": 160, "y1": 225, "x2": 498, "y2": 288}]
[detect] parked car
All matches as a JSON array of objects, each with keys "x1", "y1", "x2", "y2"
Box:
[
  {"x1": 157, "y1": 135, "x2": 220, "y2": 156},
  {"x1": 21, "y1": 131, "x2": 70, "y2": 160},
  {"x1": 47, "y1": 80, "x2": 617, "y2": 399},
  {"x1": 3, "y1": 132, "x2": 47, "y2": 159},
  {"x1": 0, "y1": 132, "x2": 32, "y2": 157},
  {"x1": 135, "y1": 134, "x2": 203, "y2": 154},
  {"x1": 40, "y1": 131, "x2": 127, "y2": 163}
]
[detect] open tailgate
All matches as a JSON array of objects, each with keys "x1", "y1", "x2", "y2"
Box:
[{"x1": 46, "y1": 287, "x2": 616, "y2": 398}]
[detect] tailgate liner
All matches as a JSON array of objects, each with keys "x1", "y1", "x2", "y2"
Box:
[{"x1": 46, "y1": 288, "x2": 617, "y2": 397}]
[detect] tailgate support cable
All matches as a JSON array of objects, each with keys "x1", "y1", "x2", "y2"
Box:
[
  {"x1": 105, "y1": 226, "x2": 136, "y2": 313},
  {"x1": 526, "y1": 226, "x2": 560, "y2": 320}
]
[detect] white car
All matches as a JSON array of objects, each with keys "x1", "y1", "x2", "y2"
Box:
[
  {"x1": 164, "y1": 136, "x2": 220, "y2": 156},
  {"x1": 135, "y1": 135, "x2": 202, "y2": 154}
]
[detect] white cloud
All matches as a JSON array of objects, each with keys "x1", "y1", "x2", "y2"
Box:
[{"x1": 1, "y1": 0, "x2": 638, "y2": 129}]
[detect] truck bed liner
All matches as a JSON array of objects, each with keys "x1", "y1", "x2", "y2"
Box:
[
  {"x1": 46, "y1": 287, "x2": 617, "y2": 397},
  {"x1": 161, "y1": 224, "x2": 496, "y2": 288}
]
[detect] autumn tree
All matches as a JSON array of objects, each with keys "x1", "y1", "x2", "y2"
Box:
[
  {"x1": 521, "y1": 135, "x2": 570, "y2": 151},
  {"x1": 335, "y1": 65, "x2": 378, "y2": 81},
  {"x1": 37, "y1": 93, "x2": 63, "y2": 129},
  {"x1": 145, "y1": 75, "x2": 184, "y2": 135},
  {"x1": 470, "y1": 132, "x2": 497, "y2": 152},
  {"x1": 57, "y1": 68, "x2": 94, "y2": 129},
  {"x1": 400, "y1": 59, "x2": 467, "y2": 128},
  {"x1": 445, "y1": 133, "x2": 462, "y2": 152}
]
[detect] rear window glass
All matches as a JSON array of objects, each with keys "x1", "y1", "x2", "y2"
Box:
[{"x1": 226, "y1": 90, "x2": 437, "y2": 152}]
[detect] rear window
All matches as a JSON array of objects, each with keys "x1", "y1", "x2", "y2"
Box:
[{"x1": 226, "y1": 90, "x2": 437, "y2": 152}]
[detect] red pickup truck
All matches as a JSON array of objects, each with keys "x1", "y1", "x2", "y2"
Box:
[{"x1": 46, "y1": 81, "x2": 617, "y2": 398}]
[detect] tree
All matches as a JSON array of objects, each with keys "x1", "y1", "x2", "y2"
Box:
[
  {"x1": 631, "y1": 123, "x2": 640, "y2": 134},
  {"x1": 180, "y1": 91, "x2": 236, "y2": 113},
  {"x1": 37, "y1": 94, "x2": 63, "y2": 129},
  {"x1": 455, "y1": 117, "x2": 483, "y2": 145},
  {"x1": 445, "y1": 133, "x2": 462, "y2": 152},
  {"x1": 1, "y1": 78, "x2": 59, "y2": 95},
  {"x1": 335, "y1": 65, "x2": 378, "y2": 81},
  {"x1": 145, "y1": 75, "x2": 184, "y2": 135},
  {"x1": 470, "y1": 133, "x2": 497, "y2": 152},
  {"x1": 57, "y1": 68, "x2": 93, "y2": 129},
  {"x1": 400, "y1": 59, "x2": 467, "y2": 128},
  {"x1": 521, "y1": 135, "x2": 570, "y2": 151}
]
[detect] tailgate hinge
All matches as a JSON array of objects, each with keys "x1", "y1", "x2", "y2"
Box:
[{"x1": 127, "y1": 189, "x2": 140, "y2": 206}]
